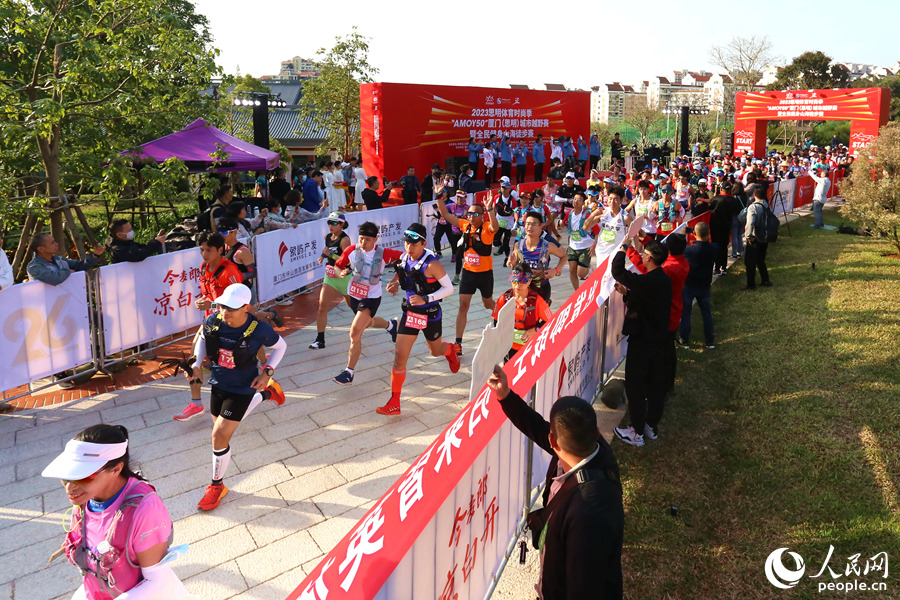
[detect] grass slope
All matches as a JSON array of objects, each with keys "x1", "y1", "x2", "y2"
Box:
[{"x1": 618, "y1": 211, "x2": 900, "y2": 599}]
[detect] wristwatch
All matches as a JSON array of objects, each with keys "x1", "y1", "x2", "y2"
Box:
[{"x1": 262, "y1": 366, "x2": 275, "y2": 376}]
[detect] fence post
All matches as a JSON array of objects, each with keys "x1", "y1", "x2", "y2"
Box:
[{"x1": 599, "y1": 298, "x2": 610, "y2": 382}]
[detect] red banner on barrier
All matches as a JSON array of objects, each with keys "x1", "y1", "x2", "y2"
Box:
[
  {"x1": 289, "y1": 257, "x2": 610, "y2": 600},
  {"x1": 360, "y1": 83, "x2": 590, "y2": 182},
  {"x1": 794, "y1": 175, "x2": 815, "y2": 208}
]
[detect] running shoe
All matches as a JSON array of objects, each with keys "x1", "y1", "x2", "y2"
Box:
[
  {"x1": 643, "y1": 424, "x2": 659, "y2": 440},
  {"x1": 376, "y1": 399, "x2": 401, "y2": 416},
  {"x1": 453, "y1": 342, "x2": 463, "y2": 356},
  {"x1": 174, "y1": 403, "x2": 204, "y2": 422},
  {"x1": 676, "y1": 338, "x2": 690, "y2": 350},
  {"x1": 493, "y1": 248, "x2": 503, "y2": 256},
  {"x1": 308, "y1": 339, "x2": 325, "y2": 350},
  {"x1": 265, "y1": 380, "x2": 285, "y2": 405},
  {"x1": 614, "y1": 426, "x2": 645, "y2": 447},
  {"x1": 333, "y1": 369, "x2": 354, "y2": 386},
  {"x1": 435, "y1": 252, "x2": 443, "y2": 258},
  {"x1": 450, "y1": 255, "x2": 456, "y2": 263},
  {"x1": 447, "y1": 343, "x2": 460, "y2": 373},
  {"x1": 270, "y1": 308, "x2": 284, "y2": 328},
  {"x1": 452, "y1": 275, "x2": 460, "y2": 285},
  {"x1": 387, "y1": 318, "x2": 398, "y2": 343},
  {"x1": 197, "y1": 483, "x2": 228, "y2": 511}
]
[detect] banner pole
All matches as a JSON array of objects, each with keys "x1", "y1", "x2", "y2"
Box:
[{"x1": 599, "y1": 299, "x2": 610, "y2": 383}]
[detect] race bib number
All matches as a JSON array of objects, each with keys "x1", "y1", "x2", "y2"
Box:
[
  {"x1": 513, "y1": 329, "x2": 527, "y2": 346},
  {"x1": 660, "y1": 221, "x2": 674, "y2": 232},
  {"x1": 349, "y1": 281, "x2": 370, "y2": 298},
  {"x1": 217, "y1": 348, "x2": 235, "y2": 369},
  {"x1": 570, "y1": 230, "x2": 582, "y2": 242},
  {"x1": 405, "y1": 311, "x2": 428, "y2": 330},
  {"x1": 600, "y1": 228, "x2": 616, "y2": 243},
  {"x1": 325, "y1": 265, "x2": 337, "y2": 278},
  {"x1": 464, "y1": 253, "x2": 482, "y2": 268},
  {"x1": 498, "y1": 217, "x2": 509, "y2": 229}
]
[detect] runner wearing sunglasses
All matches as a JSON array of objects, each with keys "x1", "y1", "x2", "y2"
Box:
[
  {"x1": 42, "y1": 424, "x2": 192, "y2": 599},
  {"x1": 309, "y1": 212, "x2": 353, "y2": 349},
  {"x1": 435, "y1": 191, "x2": 499, "y2": 355},
  {"x1": 184, "y1": 283, "x2": 287, "y2": 511},
  {"x1": 378, "y1": 223, "x2": 459, "y2": 415},
  {"x1": 493, "y1": 262, "x2": 554, "y2": 361},
  {"x1": 330, "y1": 221, "x2": 403, "y2": 386}
]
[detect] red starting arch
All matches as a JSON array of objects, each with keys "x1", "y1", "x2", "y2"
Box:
[{"x1": 734, "y1": 87, "x2": 890, "y2": 157}]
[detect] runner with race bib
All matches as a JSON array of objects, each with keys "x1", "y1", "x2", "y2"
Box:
[
  {"x1": 493, "y1": 262, "x2": 554, "y2": 361},
  {"x1": 309, "y1": 212, "x2": 352, "y2": 350}
]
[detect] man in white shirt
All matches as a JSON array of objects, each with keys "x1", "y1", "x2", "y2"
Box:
[
  {"x1": 353, "y1": 160, "x2": 368, "y2": 209},
  {"x1": 809, "y1": 167, "x2": 831, "y2": 229}
]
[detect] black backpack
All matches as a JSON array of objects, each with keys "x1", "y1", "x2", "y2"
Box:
[{"x1": 763, "y1": 204, "x2": 779, "y2": 243}]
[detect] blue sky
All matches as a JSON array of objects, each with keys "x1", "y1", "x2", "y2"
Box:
[{"x1": 195, "y1": 0, "x2": 897, "y2": 89}]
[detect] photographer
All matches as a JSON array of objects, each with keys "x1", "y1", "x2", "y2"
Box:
[
  {"x1": 108, "y1": 219, "x2": 166, "y2": 264},
  {"x1": 362, "y1": 176, "x2": 393, "y2": 211}
]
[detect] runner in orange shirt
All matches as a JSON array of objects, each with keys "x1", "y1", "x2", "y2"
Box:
[
  {"x1": 173, "y1": 231, "x2": 243, "y2": 422},
  {"x1": 435, "y1": 190, "x2": 500, "y2": 355},
  {"x1": 493, "y1": 262, "x2": 553, "y2": 361}
]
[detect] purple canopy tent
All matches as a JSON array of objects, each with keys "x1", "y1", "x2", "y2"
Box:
[{"x1": 123, "y1": 119, "x2": 280, "y2": 172}]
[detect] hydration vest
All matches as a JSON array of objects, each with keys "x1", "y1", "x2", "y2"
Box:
[
  {"x1": 395, "y1": 250, "x2": 443, "y2": 309},
  {"x1": 517, "y1": 234, "x2": 552, "y2": 271},
  {"x1": 350, "y1": 245, "x2": 386, "y2": 285},
  {"x1": 567, "y1": 210, "x2": 594, "y2": 239},
  {"x1": 324, "y1": 232, "x2": 349, "y2": 266},
  {"x1": 203, "y1": 312, "x2": 260, "y2": 371},
  {"x1": 502, "y1": 288, "x2": 541, "y2": 330},
  {"x1": 65, "y1": 479, "x2": 174, "y2": 598},
  {"x1": 463, "y1": 222, "x2": 493, "y2": 257},
  {"x1": 224, "y1": 242, "x2": 254, "y2": 287}
]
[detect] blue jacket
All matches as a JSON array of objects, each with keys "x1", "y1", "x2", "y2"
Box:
[
  {"x1": 514, "y1": 146, "x2": 529, "y2": 165},
  {"x1": 590, "y1": 135, "x2": 602, "y2": 157},
  {"x1": 533, "y1": 141, "x2": 545, "y2": 163},
  {"x1": 563, "y1": 140, "x2": 575, "y2": 158},
  {"x1": 302, "y1": 177, "x2": 322, "y2": 212},
  {"x1": 499, "y1": 136, "x2": 512, "y2": 162},
  {"x1": 577, "y1": 140, "x2": 589, "y2": 160},
  {"x1": 468, "y1": 142, "x2": 483, "y2": 163}
]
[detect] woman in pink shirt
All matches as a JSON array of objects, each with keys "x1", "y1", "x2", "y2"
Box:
[{"x1": 43, "y1": 425, "x2": 191, "y2": 600}]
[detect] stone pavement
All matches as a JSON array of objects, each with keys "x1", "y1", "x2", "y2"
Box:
[{"x1": 0, "y1": 246, "x2": 626, "y2": 600}]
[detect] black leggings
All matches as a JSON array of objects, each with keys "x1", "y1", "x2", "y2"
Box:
[
  {"x1": 434, "y1": 223, "x2": 458, "y2": 255},
  {"x1": 710, "y1": 228, "x2": 730, "y2": 271},
  {"x1": 494, "y1": 227, "x2": 512, "y2": 257}
]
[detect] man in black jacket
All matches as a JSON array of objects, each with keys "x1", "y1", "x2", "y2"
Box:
[
  {"x1": 679, "y1": 221, "x2": 717, "y2": 349},
  {"x1": 612, "y1": 237, "x2": 671, "y2": 446},
  {"x1": 108, "y1": 219, "x2": 166, "y2": 264},
  {"x1": 361, "y1": 176, "x2": 394, "y2": 211},
  {"x1": 487, "y1": 365, "x2": 624, "y2": 600}
]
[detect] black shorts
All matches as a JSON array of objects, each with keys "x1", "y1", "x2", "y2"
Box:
[
  {"x1": 397, "y1": 306, "x2": 442, "y2": 341},
  {"x1": 459, "y1": 269, "x2": 494, "y2": 298},
  {"x1": 349, "y1": 296, "x2": 382, "y2": 317},
  {"x1": 210, "y1": 386, "x2": 255, "y2": 422}
]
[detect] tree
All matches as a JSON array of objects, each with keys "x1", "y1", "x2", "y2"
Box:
[
  {"x1": 297, "y1": 27, "x2": 378, "y2": 157},
  {"x1": 840, "y1": 123, "x2": 900, "y2": 256},
  {"x1": 855, "y1": 75, "x2": 900, "y2": 122},
  {"x1": 709, "y1": 35, "x2": 776, "y2": 91},
  {"x1": 0, "y1": 0, "x2": 220, "y2": 255},
  {"x1": 770, "y1": 51, "x2": 850, "y2": 91},
  {"x1": 622, "y1": 96, "x2": 662, "y2": 152}
]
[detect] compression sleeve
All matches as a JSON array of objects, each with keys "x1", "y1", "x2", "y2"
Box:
[
  {"x1": 263, "y1": 337, "x2": 287, "y2": 369},
  {"x1": 242, "y1": 262, "x2": 257, "y2": 282},
  {"x1": 429, "y1": 274, "x2": 454, "y2": 302},
  {"x1": 192, "y1": 329, "x2": 206, "y2": 361},
  {"x1": 114, "y1": 562, "x2": 192, "y2": 599}
]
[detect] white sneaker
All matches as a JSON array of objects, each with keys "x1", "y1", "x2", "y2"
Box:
[
  {"x1": 644, "y1": 424, "x2": 658, "y2": 440},
  {"x1": 614, "y1": 426, "x2": 644, "y2": 447}
]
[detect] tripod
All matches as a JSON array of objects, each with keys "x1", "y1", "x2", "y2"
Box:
[{"x1": 772, "y1": 186, "x2": 792, "y2": 238}]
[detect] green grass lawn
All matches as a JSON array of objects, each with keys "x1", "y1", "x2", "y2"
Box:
[{"x1": 618, "y1": 210, "x2": 900, "y2": 599}]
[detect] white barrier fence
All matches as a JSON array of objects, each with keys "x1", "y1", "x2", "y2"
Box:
[{"x1": 0, "y1": 274, "x2": 94, "y2": 392}]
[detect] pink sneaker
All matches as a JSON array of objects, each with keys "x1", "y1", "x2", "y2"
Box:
[{"x1": 174, "y1": 403, "x2": 204, "y2": 421}]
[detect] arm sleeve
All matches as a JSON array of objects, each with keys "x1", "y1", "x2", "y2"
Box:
[
  {"x1": 192, "y1": 328, "x2": 206, "y2": 360},
  {"x1": 429, "y1": 274, "x2": 454, "y2": 302},
  {"x1": 536, "y1": 297, "x2": 554, "y2": 324},
  {"x1": 263, "y1": 336, "x2": 287, "y2": 369},
  {"x1": 383, "y1": 248, "x2": 404, "y2": 263},
  {"x1": 498, "y1": 390, "x2": 555, "y2": 456},
  {"x1": 114, "y1": 563, "x2": 189, "y2": 600},
  {"x1": 335, "y1": 244, "x2": 356, "y2": 269},
  {"x1": 491, "y1": 293, "x2": 505, "y2": 320}
]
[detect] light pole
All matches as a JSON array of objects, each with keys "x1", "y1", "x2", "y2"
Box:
[
  {"x1": 232, "y1": 92, "x2": 287, "y2": 150},
  {"x1": 663, "y1": 101, "x2": 709, "y2": 156}
]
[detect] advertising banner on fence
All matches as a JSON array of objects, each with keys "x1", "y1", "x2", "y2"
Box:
[
  {"x1": 344, "y1": 204, "x2": 421, "y2": 253},
  {"x1": 794, "y1": 175, "x2": 815, "y2": 209},
  {"x1": 289, "y1": 257, "x2": 613, "y2": 600},
  {"x1": 254, "y1": 220, "x2": 329, "y2": 303},
  {"x1": 770, "y1": 179, "x2": 796, "y2": 217},
  {"x1": 99, "y1": 248, "x2": 205, "y2": 354},
  {"x1": 1, "y1": 274, "x2": 92, "y2": 391},
  {"x1": 361, "y1": 82, "x2": 590, "y2": 181}
]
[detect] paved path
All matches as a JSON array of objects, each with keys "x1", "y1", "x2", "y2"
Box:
[{"x1": 1, "y1": 201, "x2": 828, "y2": 600}]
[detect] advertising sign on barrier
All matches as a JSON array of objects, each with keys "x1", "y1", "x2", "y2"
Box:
[
  {"x1": 290, "y1": 257, "x2": 613, "y2": 600},
  {"x1": 1, "y1": 274, "x2": 92, "y2": 391},
  {"x1": 794, "y1": 175, "x2": 815, "y2": 209},
  {"x1": 771, "y1": 179, "x2": 796, "y2": 217},
  {"x1": 254, "y1": 220, "x2": 329, "y2": 303},
  {"x1": 99, "y1": 248, "x2": 205, "y2": 354},
  {"x1": 344, "y1": 204, "x2": 420, "y2": 252}
]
